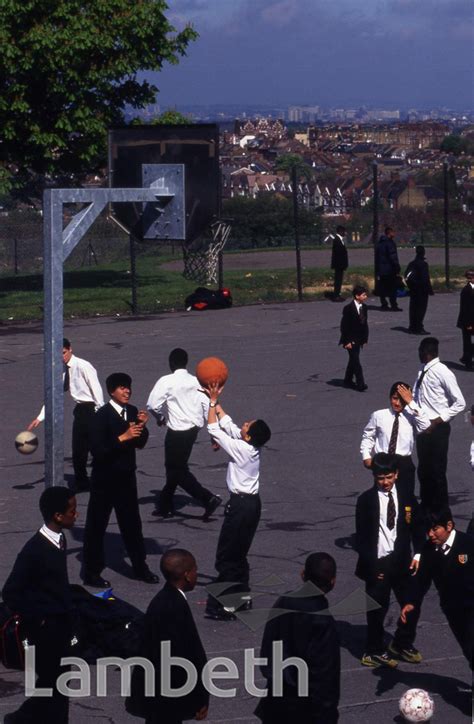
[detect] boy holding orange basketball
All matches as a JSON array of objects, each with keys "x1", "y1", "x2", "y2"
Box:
[{"x1": 203, "y1": 382, "x2": 271, "y2": 620}]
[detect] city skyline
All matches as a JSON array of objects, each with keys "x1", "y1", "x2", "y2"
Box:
[{"x1": 146, "y1": 0, "x2": 473, "y2": 110}]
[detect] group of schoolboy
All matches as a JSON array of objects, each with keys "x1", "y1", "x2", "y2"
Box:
[{"x1": 3, "y1": 315, "x2": 473, "y2": 722}]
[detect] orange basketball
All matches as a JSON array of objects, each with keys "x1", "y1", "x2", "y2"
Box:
[{"x1": 196, "y1": 357, "x2": 229, "y2": 388}]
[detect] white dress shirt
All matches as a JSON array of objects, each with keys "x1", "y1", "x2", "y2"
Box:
[
  {"x1": 147, "y1": 368, "x2": 209, "y2": 431},
  {"x1": 36, "y1": 354, "x2": 104, "y2": 422},
  {"x1": 39, "y1": 524, "x2": 63, "y2": 549},
  {"x1": 207, "y1": 415, "x2": 260, "y2": 495},
  {"x1": 470, "y1": 441, "x2": 474, "y2": 472},
  {"x1": 354, "y1": 299, "x2": 362, "y2": 314},
  {"x1": 360, "y1": 403, "x2": 430, "y2": 460},
  {"x1": 377, "y1": 486, "x2": 399, "y2": 558},
  {"x1": 109, "y1": 399, "x2": 127, "y2": 420},
  {"x1": 413, "y1": 357, "x2": 465, "y2": 422}
]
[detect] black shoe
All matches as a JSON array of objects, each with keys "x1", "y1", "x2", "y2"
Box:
[
  {"x1": 152, "y1": 509, "x2": 174, "y2": 518},
  {"x1": 238, "y1": 596, "x2": 253, "y2": 611},
  {"x1": 343, "y1": 380, "x2": 357, "y2": 389},
  {"x1": 83, "y1": 574, "x2": 111, "y2": 588},
  {"x1": 133, "y1": 567, "x2": 160, "y2": 584},
  {"x1": 332, "y1": 295, "x2": 345, "y2": 302},
  {"x1": 419, "y1": 328, "x2": 430, "y2": 334},
  {"x1": 204, "y1": 607, "x2": 236, "y2": 621},
  {"x1": 203, "y1": 495, "x2": 222, "y2": 520},
  {"x1": 390, "y1": 306, "x2": 402, "y2": 312},
  {"x1": 380, "y1": 305, "x2": 390, "y2": 311},
  {"x1": 356, "y1": 383, "x2": 368, "y2": 392}
]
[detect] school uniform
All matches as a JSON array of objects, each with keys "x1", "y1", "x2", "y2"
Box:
[
  {"x1": 407, "y1": 530, "x2": 474, "y2": 668},
  {"x1": 2, "y1": 527, "x2": 72, "y2": 723},
  {"x1": 255, "y1": 586, "x2": 340, "y2": 724},
  {"x1": 375, "y1": 234, "x2": 401, "y2": 310},
  {"x1": 206, "y1": 414, "x2": 262, "y2": 613},
  {"x1": 82, "y1": 400, "x2": 150, "y2": 579},
  {"x1": 413, "y1": 358, "x2": 466, "y2": 506},
  {"x1": 339, "y1": 299, "x2": 368, "y2": 390},
  {"x1": 457, "y1": 281, "x2": 474, "y2": 368},
  {"x1": 36, "y1": 354, "x2": 104, "y2": 488},
  {"x1": 360, "y1": 404, "x2": 430, "y2": 497},
  {"x1": 355, "y1": 484, "x2": 424, "y2": 655},
  {"x1": 331, "y1": 233, "x2": 348, "y2": 299},
  {"x1": 147, "y1": 368, "x2": 215, "y2": 514},
  {"x1": 404, "y1": 255, "x2": 433, "y2": 333},
  {"x1": 127, "y1": 583, "x2": 208, "y2": 723}
]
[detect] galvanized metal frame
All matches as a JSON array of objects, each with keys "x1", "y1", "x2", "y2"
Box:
[{"x1": 43, "y1": 177, "x2": 184, "y2": 487}]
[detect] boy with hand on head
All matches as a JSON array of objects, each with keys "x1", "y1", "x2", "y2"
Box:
[
  {"x1": 2, "y1": 487, "x2": 78, "y2": 724},
  {"x1": 203, "y1": 382, "x2": 271, "y2": 621},
  {"x1": 360, "y1": 381, "x2": 430, "y2": 497},
  {"x1": 355, "y1": 453, "x2": 425, "y2": 669}
]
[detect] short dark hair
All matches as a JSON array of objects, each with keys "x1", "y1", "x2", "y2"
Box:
[
  {"x1": 352, "y1": 285, "x2": 368, "y2": 298},
  {"x1": 247, "y1": 419, "x2": 271, "y2": 448},
  {"x1": 423, "y1": 507, "x2": 454, "y2": 531},
  {"x1": 465, "y1": 268, "x2": 474, "y2": 278},
  {"x1": 385, "y1": 226, "x2": 394, "y2": 234},
  {"x1": 169, "y1": 348, "x2": 188, "y2": 371},
  {"x1": 304, "y1": 552, "x2": 336, "y2": 591},
  {"x1": 336, "y1": 225, "x2": 346, "y2": 234},
  {"x1": 63, "y1": 338, "x2": 71, "y2": 349},
  {"x1": 419, "y1": 336, "x2": 439, "y2": 360},
  {"x1": 372, "y1": 452, "x2": 398, "y2": 476},
  {"x1": 106, "y1": 372, "x2": 132, "y2": 394},
  {"x1": 160, "y1": 549, "x2": 195, "y2": 582},
  {"x1": 415, "y1": 245, "x2": 425, "y2": 257},
  {"x1": 389, "y1": 381, "x2": 411, "y2": 397},
  {"x1": 39, "y1": 486, "x2": 74, "y2": 523}
]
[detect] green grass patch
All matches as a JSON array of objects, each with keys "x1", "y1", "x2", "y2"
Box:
[{"x1": 0, "y1": 258, "x2": 468, "y2": 322}]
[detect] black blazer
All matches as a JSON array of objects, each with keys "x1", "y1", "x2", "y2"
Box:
[
  {"x1": 375, "y1": 234, "x2": 400, "y2": 277},
  {"x1": 331, "y1": 235, "x2": 348, "y2": 271},
  {"x1": 410, "y1": 530, "x2": 474, "y2": 611},
  {"x1": 256, "y1": 585, "x2": 340, "y2": 724},
  {"x1": 355, "y1": 485, "x2": 424, "y2": 582},
  {"x1": 90, "y1": 402, "x2": 149, "y2": 479},
  {"x1": 404, "y1": 257, "x2": 433, "y2": 296},
  {"x1": 127, "y1": 583, "x2": 208, "y2": 720},
  {"x1": 2, "y1": 531, "x2": 71, "y2": 620},
  {"x1": 457, "y1": 283, "x2": 474, "y2": 329},
  {"x1": 339, "y1": 301, "x2": 368, "y2": 346}
]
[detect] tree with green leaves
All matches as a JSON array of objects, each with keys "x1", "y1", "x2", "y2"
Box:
[
  {"x1": 275, "y1": 153, "x2": 313, "y2": 182},
  {"x1": 0, "y1": 0, "x2": 197, "y2": 194}
]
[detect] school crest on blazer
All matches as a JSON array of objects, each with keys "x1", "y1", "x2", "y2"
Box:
[
  {"x1": 458, "y1": 554, "x2": 468, "y2": 565},
  {"x1": 404, "y1": 506, "x2": 412, "y2": 524}
]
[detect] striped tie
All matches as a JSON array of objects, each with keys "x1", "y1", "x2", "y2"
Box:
[{"x1": 387, "y1": 492, "x2": 396, "y2": 530}]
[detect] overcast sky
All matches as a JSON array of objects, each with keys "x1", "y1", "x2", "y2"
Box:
[{"x1": 148, "y1": 0, "x2": 473, "y2": 109}]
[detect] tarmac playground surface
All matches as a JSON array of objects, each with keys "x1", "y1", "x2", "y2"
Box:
[{"x1": 0, "y1": 291, "x2": 472, "y2": 723}]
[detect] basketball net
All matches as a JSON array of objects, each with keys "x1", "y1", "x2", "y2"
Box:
[{"x1": 183, "y1": 220, "x2": 232, "y2": 285}]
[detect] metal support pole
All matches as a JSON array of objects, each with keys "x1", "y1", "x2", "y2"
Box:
[
  {"x1": 292, "y1": 167, "x2": 303, "y2": 302},
  {"x1": 43, "y1": 190, "x2": 65, "y2": 487},
  {"x1": 129, "y1": 232, "x2": 138, "y2": 314},
  {"x1": 372, "y1": 162, "x2": 379, "y2": 286},
  {"x1": 13, "y1": 237, "x2": 18, "y2": 274},
  {"x1": 443, "y1": 161, "x2": 450, "y2": 289}
]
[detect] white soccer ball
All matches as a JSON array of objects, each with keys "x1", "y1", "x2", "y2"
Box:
[
  {"x1": 399, "y1": 688, "x2": 435, "y2": 722},
  {"x1": 15, "y1": 430, "x2": 39, "y2": 455}
]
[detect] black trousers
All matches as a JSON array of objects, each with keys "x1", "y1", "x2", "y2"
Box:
[
  {"x1": 365, "y1": 554, "x2": 419, "y2": 654},
  {"x1": 408, "y1": 293, "x2": 429, "y2": 332},
  {"x1": 159, "y1": 427, "x2": 213, "y2": 513},
  {"x1": 83, "y1": 472, "x2": 147, "y2": 575},
  {"x1": 207, "y1": 493, "x2": 261, "y2": 611},
  {"x1": 344, "y1": 343, "x2": 365, "y2": 386},
  {"x1": 11, "y1": 615, "x2": 71, "y2": 723},
  {"x1": 461, "y1": 328, "x2": 473, "y2": 365},
  {"x1": 333, "y1": 267, "x2": 344, "y2": 297},
  {"x1": 378, "y1": 275, "x2": 398, "y2": 309},
  {"x1": 394, "y1": 455, "x2": 416, "y2": 499},
  {"x1": 72, "y1": 402, "x2": 95, "y2": 484},
  {"x1": 443, "y1": 605, "x2": 474, "y2": 669},
  {"x1": 416, "y1": 422, "x2": 450, "y2": 507}
]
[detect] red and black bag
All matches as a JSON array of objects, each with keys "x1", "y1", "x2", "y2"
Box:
[{"x1": 0, "y1": 603, "x2": 26, "y2": 670}]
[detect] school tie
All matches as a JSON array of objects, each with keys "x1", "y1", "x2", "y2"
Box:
[
  {"x1": 59, "y1": 533, "x2": 66, "y2": 551},
  {"x1": 413, "y1": 368, "x2": 426, "y2": 401},
  {"x1": 120, "y1": 408, "x2": 126, "y2": 420},
  {"x1": 387, "y1": 492, "x2": 396, "y2": 530},
  {"x1": 388, "y1": 413, "x2": 400, "y2": 455},
  {"x1": 63, "y1": 364, "x2": 70, "y2": 392}
]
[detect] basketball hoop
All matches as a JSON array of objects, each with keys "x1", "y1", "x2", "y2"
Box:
[{"x1": 183, "y1": 220, "x2": 232, "y2": 285}]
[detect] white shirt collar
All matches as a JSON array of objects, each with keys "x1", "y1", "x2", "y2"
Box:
[
  {"x1": 39, "y1": 524, "x2": 63, "y2": 549},
  {"x1": 422, "y1": 357, "x2": 440, "y2": 372},
  {"x1": 177, "y1": 588, "x2": 187, "y2": 600},
  {"x1": 109, "y1": 399, "x2": 126, "y2": 417},
  {"x1": 438, "y1": 528, "x2": 456, "y2": 553},
  {"x1": 378, "y1": 484, "x2": 397, "y2": 498}
]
